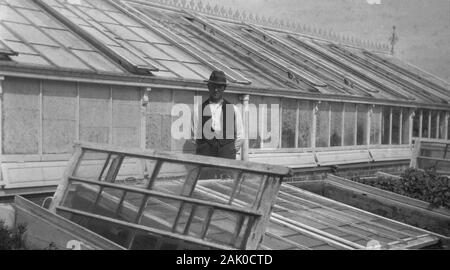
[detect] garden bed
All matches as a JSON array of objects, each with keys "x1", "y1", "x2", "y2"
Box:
[{"x1": 347, "y1": 169, "x2": 450, "y2": 210}]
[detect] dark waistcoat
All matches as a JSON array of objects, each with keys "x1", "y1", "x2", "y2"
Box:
[{"x1": 197, "y1": 99, "x2": 236, "y2": 146}]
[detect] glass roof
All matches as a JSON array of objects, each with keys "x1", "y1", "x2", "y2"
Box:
[
  {"x1": 0, "y1": 0, "x2": 448, "y2": 104},
  {"x1": 131, "y1": 3, "x2": 291, "y2": 88},
  {"x1": 42, "y1": 0, "x2": 213, "y2": 80},
  {"x1": 0, "y1": 0, "x2": 124, "y2": 73}
]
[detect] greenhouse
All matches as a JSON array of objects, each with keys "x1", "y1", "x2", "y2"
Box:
[{"x1": 0, "y1": 0, "x2": 449, "y2": 250}]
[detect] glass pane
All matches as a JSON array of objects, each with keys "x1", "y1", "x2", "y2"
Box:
[
  {"x1": 412, "y1": 110, "x2": 420, "y2": 137},
  {"x1": 129, "y1": 41, "x2": 174, "y2": 60},
  {"x1": 117, "y1": 192, "x2": 145, "y2": 223},
  {"x1": 42, "y1": 80, "x2": 77, "y2": 154},
  {"x1": 422, "y1": 110, "x2": 430, "y2": 138},
  {"x1": 3, "y1": 22, "x2": 58, "y2": 46},
  {"x1": 0, "y1": 24, "x2": 20, "y2": 41},
  {"x1": 233, "y1": 173, "x2": 264, "y2": 208},
  {"x1": 43, "y1": 28, "x2": 92, "y2": 50},
  {"x1": 151, "y1": 162, "x2": 200, "y2": 196},
  {"x1": 158, "y1": 60, "x2": 204, "y2": 80},
  {"x1": 80, "y1": 25, "x2": 119, "y2": 46},
  {"x1": 357, "y1": 104, "x2": 368, "y2": 145},
  {"x1": 281, "y1": 99, "x2": 297, "y2": 148},
  {"x1": 0, "y1": 5, "x2": 28, "y2": 24},
  {"x1": 3, "y1": 0, "x2": 38, "y2": 9},
  {"x1": 173, "y1": 203, "x2": 194, "y2": 234},
  {"x1": 186, "y1": 205, "x2": 210, "y2": 238},
  {"x1": 370, "y1": 106, "x2": 381, "y2": 145},
  {"x1": 402, "y1": 109, "x2": 411, "y2": 144},
  {"x1": 438, "y1": 112, "x2": 446, "y2": 140},
  {"x1": 74, "y1": 150, "x2": 111, "y2": 180},
  {"x1": 391, "y1": 108, "x2": 401, "y2": 145},
  {"x1": 93, "y1": 187, "x2": 124, "y2": 218},
  {"x1": 3, "y1": 40, "x2": 35, "y2": 54},
  {"x1": 62, "y1": 181, "x2": 101, "y2": 212},
  {"x1": 381, "y1": 107, "x2": 391, "y2": 145},
  {"x1": 129, "y1": 232, "x2": 161, "y2": 250},
  {"x1": 448, "y1": 114, "x2": 450, "y2": 140},
  {"x1": 205, "y1": 210, "x2": 240, "y2": 247},
  {"x1": 2, "y1": 79, "x2": 40, "y2": 154},
  {"x1": 183, "y1": 63, "x2": 211, "y2": 80},
  {"x1": 249, "y1": 96, "x2": 263, "y2": 149},
  {"x1": 111, "y1": 46, "x2": 149, "y2": 66},
  {"x1": 9, "y1": 53, "x2": 51, "y2": 66},
  {"x1": 18, "y1": 8, "x2": 64, "y2": 29},
  {"x1": 234, "y1": 216, "x2": 251, "y2": 249},
  {"x1": 33, "y1": 44, "x2": 90, "y2": 70},
  {"x1": 194, "y1": 167, "x2": 240, "y2": 203},
  {"x1": 79, "y1": 84, "x2": 111, "y2": 144},
  {"x1": 115, "y1": 157, "x2": 157, "y2": 188},
  {"x1": 154, "y1": 44, "x2": 199, "y2": 63},
  {"x1": 260, "y1": 97, "x2": 280, "y2": 149},
  {"x1": 298, "y1": 100, "x2": 312, "y2": 148},
  {"x1": 430, "y1": 111, "x2": 438, "y2": 139},
  {"x1": 139, "y1": 197, "x2": 181, "y2": 232},
  {"x1": 130, "y1": 26, "x2": 169, "y2": 44},
  {"x1": 316, "y1": 102, "x2": 329, "y2": 148},
  {"x1": 105, "y1": 11, "x2": 141, "y2": 27},
  {"x1": 343, "y1": 103, "x2": 356, "y2": 146},
  {"x1": 104, "y1": 23, "x2": 145, "y2": 42},
  {"x1": 330, "y1": 103, "x2": 343, "y2": 147},
  {"x1": 72, "y1": 50, "x2": 123, "y2": 73},
  {"x1": 67, "y1": 212, "x2": 132, "y2": 248}
]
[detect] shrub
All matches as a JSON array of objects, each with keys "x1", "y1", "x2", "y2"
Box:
[
  {"x1": 0, "y1": 220, "x2": 28, "y2": 250},
  {"x1": 350, "y1": 168, "x2": 450, "y2": 209}
]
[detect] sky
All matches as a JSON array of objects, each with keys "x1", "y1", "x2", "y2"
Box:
[{"x1": 205, "y1": 0, "x2": 450, "y2": 83}]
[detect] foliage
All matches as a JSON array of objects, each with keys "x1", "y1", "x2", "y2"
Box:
[
  {"x1": 350, "y1": 168, "x2": 450, "y2": 209},
  {"x1": 0, "y1": 221, "x2": 28, "y2": 250}
]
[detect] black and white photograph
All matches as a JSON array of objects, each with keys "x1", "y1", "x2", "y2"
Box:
[{"x1": 0, "y1": 0, "x2": 449, "y2": 254}]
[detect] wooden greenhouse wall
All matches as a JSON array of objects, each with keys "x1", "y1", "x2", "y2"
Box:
[
  {"x1": 0, "y1": 75, "x2": 449, "y2": 189},
  {"x1": 0, "y1": 77, "x2": 142, "y2": 188}
]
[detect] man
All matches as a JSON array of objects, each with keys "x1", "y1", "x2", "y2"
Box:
[{"x1": 193, "y1": 70, "x2": 244, "y2": 159}]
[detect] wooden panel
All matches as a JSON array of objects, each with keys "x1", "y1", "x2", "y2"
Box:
[
  {"x1": 249, "y1": 152, "x2": 316, "y2": 168},
  {"x1": 1, "y1": 161, "x2": 68, "y2": 189},
  {"x1": 14, "y1": 196, "x2": 125, "y2": 250},
  {"x1": 112, "y1": 86, "x2": 140, "y2": 147},
  {"x1": 2, "y1": 77, "x2": 40, "y2": 154},
  {"x1": 316, "y1": 150, "x2": 371, "y2": 166},
  {"x1": 146, "y1": 89, "x2": 172, "y2": 151},
  {"x1": 79, "y1": 83, "x2": 111, "y2": 144},
  {"x1": 370, "y1": 148, "x2": 411, "y2": 162},
  {"x1": 42, "y1": 80, "x2": 77, "y2": 154},
  {"x1": 172, "y1": 90, "x2": 195, "y2": 153}
]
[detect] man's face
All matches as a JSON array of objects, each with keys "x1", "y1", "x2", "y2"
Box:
[{"x1": 208, "y1": 83, "x2": 226, "y2": 102}]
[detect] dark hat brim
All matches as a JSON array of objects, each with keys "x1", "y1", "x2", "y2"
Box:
[{"x1": 204, "y1": 79, "x2": 228, "y2": 85}]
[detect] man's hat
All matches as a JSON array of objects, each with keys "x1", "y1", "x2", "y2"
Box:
[{"x1": 204, "y1": 70, "x2": 228, "y2": 85}]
